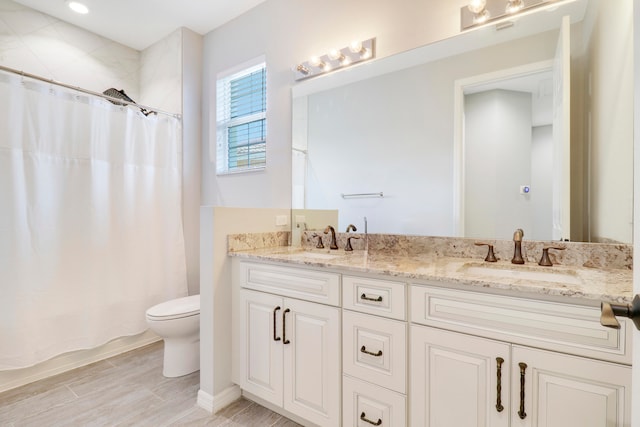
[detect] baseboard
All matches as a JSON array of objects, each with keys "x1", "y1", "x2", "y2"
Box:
[
  {"x1": 0, "y1": 330, "x2": 160, "y2": 393},
  {"x1": 197, "y1": 384, "x2": 241, "y2": 413}
]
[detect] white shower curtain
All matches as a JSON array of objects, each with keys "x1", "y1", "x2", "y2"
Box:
[{"x1": 0, "y1": 71, "x2": 188, "y2": 370}]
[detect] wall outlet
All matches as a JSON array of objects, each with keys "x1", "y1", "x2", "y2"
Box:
[
  {"x1": 276, "y1": 215, "x2": 289, "y2": 226},
  {"x1": 295, "y1": 215, "x2": 306, "y2": 224}
]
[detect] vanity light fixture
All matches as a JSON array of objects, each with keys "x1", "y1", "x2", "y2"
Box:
[
  {"x1": 461, "y1": 0, "x2": 568, "y2": 31},
  {"x1": 294, "y1": 38, "x2": 375, "y2": 81},
  {"x1": 67, "y1": 1, "x2": 89, "y2": 14}
]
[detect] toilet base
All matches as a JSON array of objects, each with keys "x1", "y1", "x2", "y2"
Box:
[{"x1": 162, "y1": 336, "x2": 200, "y2": 377}]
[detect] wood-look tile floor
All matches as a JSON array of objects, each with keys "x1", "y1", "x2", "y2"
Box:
[{"x1": 0, "y1": 342, "x2": 302, "y2": 427}]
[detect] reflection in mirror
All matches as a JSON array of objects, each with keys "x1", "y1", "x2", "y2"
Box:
[
  {"x1": 462, "y1": 67, "x2": 556, "y2": 241},
  {"x1": 292, "y1": 0, "x2": 633, "y2": 243}
]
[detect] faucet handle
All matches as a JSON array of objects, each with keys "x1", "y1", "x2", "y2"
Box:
[
  {"x1": 345, "y1": 235, "x2": 361, "y2": 252},
  {"x1": 538, "y1": 246, "x2": 565, "y2": 267},
  {"x1": 475, "y1": 242, "x2": 497, "y2": 262},
  {"x1": 312, "y1": 233, "x2": 324, "y2": 249}
]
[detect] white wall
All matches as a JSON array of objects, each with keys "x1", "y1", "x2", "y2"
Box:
[
  {"x1": 201, "y1": 0, "x2": 473, "y2": 210},
  {"x1": 584, "y1": 0, "x2": 634, "y2": 243},
  {"x1": 181, "y1": 30, "x2": 204, "y2": 296}
]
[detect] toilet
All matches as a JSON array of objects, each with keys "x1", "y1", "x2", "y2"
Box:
[{"x1": 145, "y1": 294, "x2": 200, "y2": 377}]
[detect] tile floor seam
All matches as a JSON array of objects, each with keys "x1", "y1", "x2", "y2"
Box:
[
  {"x1": 157, "y1": 404, "x2": 199, "y2": 427},
  {"x1": 65, "y1": 384, "x2": 79, "y2": 399},
  {"x1": 269, "y1": 415, "x2": 284, "y2": 426},
  {"x1": 228, "y1": 401, "x2": 256, "y2": 422}
]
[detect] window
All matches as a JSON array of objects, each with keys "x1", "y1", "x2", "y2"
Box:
[{"x1": 216, "y1": 60, "x2": 267, "y2": 174}]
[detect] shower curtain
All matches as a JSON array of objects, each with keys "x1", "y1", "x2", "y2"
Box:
[{"x1": 0, "y1": 71, "x2": 188, "y2": 370}]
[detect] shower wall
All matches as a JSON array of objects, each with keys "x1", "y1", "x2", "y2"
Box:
[{"x1": 0, "y1": 0, "x2": 140, "y2": 98}]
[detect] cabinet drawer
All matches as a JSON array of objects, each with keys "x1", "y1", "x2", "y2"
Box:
[
  {"x1": 343, "y1": 275, "x2": 406, "y2": 320},
  {"x1": 343, "y1": 375, "x2": 406, "y2": 427},
  {"x1": 343, "y1": 310, "x2": 407, "y2": 394},
  {"x1": 411, "y1": 284, "x2": 631, "y2": 364},
  {"x1": 240, "y1": 261, "x2": 340, "y2": 306}
]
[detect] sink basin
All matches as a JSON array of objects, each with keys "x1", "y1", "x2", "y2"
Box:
[
  {"x1": 294, "y1": 251, "x2": 341, "y2": 260},
  {"x1": 460, "y1": 263, "x2": 581, "y2": 285}
]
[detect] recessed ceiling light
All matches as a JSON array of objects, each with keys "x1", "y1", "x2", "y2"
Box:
[{"x1": 68, "y1": 1, "x2": 89, "y2": 14}]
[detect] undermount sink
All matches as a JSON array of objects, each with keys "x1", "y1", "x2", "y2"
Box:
[
  {"x1": 460, "y1": 263, "x2": 581, "y2": 285},
  {"x1": 294, "y1": 251, "x2": 342, "y2": 260}
]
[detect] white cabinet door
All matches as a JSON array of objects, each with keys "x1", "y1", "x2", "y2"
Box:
[
  {"x1": 511, "y1": 345, "x2": 632, "y2": 427},
  {"x1": 283, "y1": 298, "x2": 341, "y2": 427},
  {"x1": 239, "y1": 289, "x2": 284, "y2": 407},
  {"x1": 410, "y1": 325, "x2": 510, "y2": 427}
]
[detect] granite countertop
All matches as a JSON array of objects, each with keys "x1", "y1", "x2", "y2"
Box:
[{"x1": 229, "y1": 246, "x2": 634, "y2": 304}]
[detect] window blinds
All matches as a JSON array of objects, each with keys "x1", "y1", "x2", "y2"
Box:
[{"x1": 216, "y1": 62, "x2": 266, "y2": 174}]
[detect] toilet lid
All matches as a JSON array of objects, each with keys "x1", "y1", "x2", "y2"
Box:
[{"x1": 146, "y1": 294, "x2": 200, "y2": 320}]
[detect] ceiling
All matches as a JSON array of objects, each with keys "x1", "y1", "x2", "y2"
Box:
[{"x1": 13, "y1": 0, "x2": 268, "y2": 50}]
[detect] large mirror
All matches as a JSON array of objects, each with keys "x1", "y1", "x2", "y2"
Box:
[{"x1": 291, "y1": 0, "x2": 633, "y2": 243}]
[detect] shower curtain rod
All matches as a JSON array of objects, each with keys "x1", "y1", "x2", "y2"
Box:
[{"x1": 0, "y1": 64, "x2": 181, "y2": 119}]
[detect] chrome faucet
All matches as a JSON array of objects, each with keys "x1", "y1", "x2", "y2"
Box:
[
  {"x1": 324, "y1": 225, "x2": 338, "y2": 250},
  {"x1": 511, "y1": 228, "x2": 525, "y2": 264},
  {"x1": 346, "y1": 224, "x2": 357, "y2": 232}
]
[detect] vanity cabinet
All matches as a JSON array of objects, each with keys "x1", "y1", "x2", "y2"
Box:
[
  {"x1": 232, "y1": 258, "x2": 632, "y2": 427},
  {"x1": 237, "y1": 263, "x2": 341, "y2": 427},
  {"x1": 410, "y1": 284, "x2": 632, "y2": 427}
]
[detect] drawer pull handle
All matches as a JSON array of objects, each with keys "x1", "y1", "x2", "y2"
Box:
[
  {"x1": 495, "y1": 357, "x2": 504, "y2": 412},
  {"x1": 360, "y1": 345, "x2": 382, "y2": 357},
  {"x1": 518, "y1": 362, "x2": 527, "y2": 419},
  {"x1": 360, "y1": 412, "x2": 382, "y2": 426},
  {"x1": 283, "y1": 308, "x2": 291, "y2": 344},
  {"x1": 361, "y1": 293, "x2": 383, "y2": 302},
  {"x1": 273, "y1": 306, "x2": 281, "y2": 342}
]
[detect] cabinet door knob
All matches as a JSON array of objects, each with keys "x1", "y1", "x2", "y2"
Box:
[
  {"x1": 360, "y1": 412, "x2": 382, "y2": 425},
  {"x1": 282, "y1": 308, "x2": 291, "y2": 344},
  {"x1": 360, "y1": 345, "x2": 382, "y2": 357},
  {"x1": 601, "y1": 295, "x2": 640, "y2": 330},
  {"x1": 272, "y1": 306, "x2": 281, "y2": 342}
]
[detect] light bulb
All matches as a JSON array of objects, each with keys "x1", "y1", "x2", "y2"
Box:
[
  {"x1": 473, "y1": 9, "x2": 490, "y2": 24},
  {"x1": 361, "y1": 48, "x2": 372, "y2": 60},
  {"x1": 349, "y1": 40, "x2": 364, "y2": 54},
  {"x1": 328, "y1": 48, "x2": 344, "y2": 61},
  {"x1": 506, "y1": 0, "x2": 525, "y2": 13},
  {"x1": 467, "y1": 0, "x2": 487, "y2": 14},
  {"x1": 309, "y1": 56, "x2": 325, "y2": 68},
  {"x1": 68, "y1": 1, "x2": 89, "y2": 14}
]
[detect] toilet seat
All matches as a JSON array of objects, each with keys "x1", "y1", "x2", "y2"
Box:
[{"x1": 146, "y1": 294, "x2": 200, "y2": 321}]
